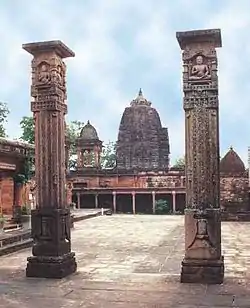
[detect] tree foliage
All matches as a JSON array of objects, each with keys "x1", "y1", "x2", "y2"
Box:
[
  {"x1": 100, "y1": 141, "x2": 117, "y2": 169},
  {"x1": 19, "y1": 116, "x2": 117, "y2": 170},
  {"x1": 155, "y1": 199, "x2": 170, "y2": 214},
  {"x1": 20, "y1": 116, "x2": 35, "y2": 144},
  {"x1": 0, "y1": 102, "x2": 10, "y2": 138},
  {"x1": 172, "y1": 156, "x2": 185, "y2": 169}
]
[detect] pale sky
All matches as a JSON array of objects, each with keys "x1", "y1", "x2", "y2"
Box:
[{"x1": 0, "y1": 0, "x2": 249, "y2": 166}]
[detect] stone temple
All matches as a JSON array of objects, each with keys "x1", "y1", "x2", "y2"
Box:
[
  {"x1": 61, "y1": 90, "x2": 250, "y2": 218},
  {"x1": 116, "y1": 89, "x2": 170, "y2": 171}
]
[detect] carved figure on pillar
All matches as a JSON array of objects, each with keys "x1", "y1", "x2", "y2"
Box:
[
  {"x1": 176, "y1": 29, "x2": 224, "y2": 284},
  {"x1": 23, "y1": 40, "x2": 77, "y2": 278}
]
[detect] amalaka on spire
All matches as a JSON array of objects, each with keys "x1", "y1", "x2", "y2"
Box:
[{"x1": 130, "y1": 88, "x2": 151, "y2": 107}]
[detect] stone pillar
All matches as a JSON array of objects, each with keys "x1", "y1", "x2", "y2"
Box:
[
  {"x1": 23, "y1": 40, "x2": 77, "y2": 278},
  {"x1": 132, "y1": 192, "x2": 136, "y2": 214},
  {"x1": 77, "y1": 192, "x2": 81, "y2": 209},
  {"x1": 172, "y1": 191, "x2": 176, "y2": 214},
  {"x1": 112, "y1": 191, "x2": 116, "y2": 213},
  {"x1": 95, "y1": 194, "x2": 98, "y2": 208},
  {"x1": 176, "y1": 29, "x2": 224, "y2": 284},
  {"x1": 12, "y1": 179, "x2": 23, "y2": 224},
  {"x1": 152, "y1": 191, "x2": 156, "y2": 214}
]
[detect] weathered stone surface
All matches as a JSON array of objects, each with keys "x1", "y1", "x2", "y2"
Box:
[
  {"x1": 23, "y1": 40, "x2": 76, "y2": 278},
  {"x1": 116, "y1": 89, "x2": 170, "y2": 172},
  {"x1": 177, "y1": 28, "x2": 224, "y2": 283},
  {"x1": 0, "y1": 216, "x2": 250, "y2": 307}
]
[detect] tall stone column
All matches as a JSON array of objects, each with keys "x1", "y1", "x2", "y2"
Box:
[
  {"x1": 23, "y1": 40, "x2": 77, "y2": 278},
  {"x1": 176, "y1": 29, "x2": 224, "y2": 284}
]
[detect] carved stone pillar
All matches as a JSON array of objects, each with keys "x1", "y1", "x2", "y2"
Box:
[
  {"x1": 112, "y1": 191, "x2": 116, "y2": 213},
  {"x1": 177, "y1": 29, "x2": 224, "y2": 284},
  {"x1": 23, "y1": 40, "x2": 77, "y2": 278},
  {"x1": 132, "y1": 192, "x2": 136, "y2": 214},
  {"x1": 172, "y1": 191, "x2": 176, "y2": 214},
  {"x1": 152, "y1": 191, "x2": 156, "y2": 214},
  {"x1": 77, "y1": 192, "x2": 81, "y2": 209}
]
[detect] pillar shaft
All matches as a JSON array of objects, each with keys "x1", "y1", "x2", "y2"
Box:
[
  {"x1": 172, "y1": 191, "x2": 176, "y2": 214},
  {"x1": 177, "y1": 29, "x2": 224, "y2": 284},
  {"x1": 23, "y1": 40, "x2": 77, "y2": 279},
  {"x1": 95, "y1": 194, "x2": 98, "y2": 208},
  {"x1": 113, "y1": 192, "x2": 116, "y2": 213},
  {"x1": 132, "y1": 192, "x2": 136, "y2": 214},
  {"x1": 152, "y1": 191, "x2": 156, "y2": 214},
  {"x1": 77, "y1": 193, "x2": 81, "y2": 209}
]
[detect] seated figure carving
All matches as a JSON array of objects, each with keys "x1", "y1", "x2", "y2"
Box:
[
  {"x1": 189, "y1": 55, "x2": 211, "y2": 81},
  {"x1": 38, "y1": 64, "x2": 50, "y2": 84}
]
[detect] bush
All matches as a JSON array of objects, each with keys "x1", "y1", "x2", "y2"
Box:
[
  {"x1": 155, "y1": 199, "x2": 170, "y2": 214},
  {"x1": 21, "y1": 205, "x2": 30, "y2": 215}
]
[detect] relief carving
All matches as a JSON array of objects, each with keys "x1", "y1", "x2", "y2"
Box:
[
  {"x1": 38, "y1": 62, "x2": 51, "y2": 84},
  {"x1": 189, "y1": 55, "x2": 211, "y2": 81}
]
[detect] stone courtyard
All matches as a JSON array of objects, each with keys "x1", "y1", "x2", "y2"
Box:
[{"x1": 1, "y1": 215, "x2": 250, "y2": 307}]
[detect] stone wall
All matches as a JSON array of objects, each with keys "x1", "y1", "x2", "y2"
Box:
[
  {"x1": 220, "y1": 175, "x2": 249, "y2": 212},
  {"x1": 1, "y1": 177, "x2": 14, "y2": 215}
]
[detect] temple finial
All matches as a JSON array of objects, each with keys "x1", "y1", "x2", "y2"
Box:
[
  {"x1": 138, "y1": 88, "x2": 143, "y2": 96},
  {"x1": 87, "y1": 120, "x2": 90, "y2": 125},
  {"x1": 230, "y1": 145, "x2": 233, "y2": 150}
]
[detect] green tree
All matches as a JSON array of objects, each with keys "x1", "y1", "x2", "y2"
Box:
[
  {"x1": 66, "y1": 120, "x2": 84, "y2": 169},
  {"x1": 20, "y1": 116, "x2": 35, "y2": 144},
  {"x1": 0, "y1": 102, "x2": 10, "y2": 138},
  {"x1": 100, "y1": 141, "x2": 117, "y2": 168},
  {"x1": 172, "y1": 156, "x2": 185, "y2": 169},
  {"x1": 155, "y1": 199, "x2": 170, "y2": 214}
]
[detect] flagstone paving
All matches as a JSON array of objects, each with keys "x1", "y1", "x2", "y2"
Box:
[{"x1": 0, "y1": 215, "x2": 250, "y2": 307}]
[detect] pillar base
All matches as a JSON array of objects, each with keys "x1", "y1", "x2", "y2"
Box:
[
  {"x1": 180, "y1": 257, "x2": 224, "y2": 284},
  {"x1": 26, "y1": 252, "x2": 77, "y2": 279}
]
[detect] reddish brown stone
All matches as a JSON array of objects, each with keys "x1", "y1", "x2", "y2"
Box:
[
  {"x1": 177, "y1": 28, "x2": 224, "y2": 284},
  {"x1": 23, "y1": 40, "x2": 77, "y2": 278},
  {"x1": 116, "y1": 89, "x2": 170, "y2": 171}
]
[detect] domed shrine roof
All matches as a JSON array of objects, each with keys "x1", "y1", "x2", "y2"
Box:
[
  {"x1": 220, "y1": 146, "x2": 245, "y2": 173},
  {"x1": 80, "y1": 120, "x2": 99, "y2": 140}
]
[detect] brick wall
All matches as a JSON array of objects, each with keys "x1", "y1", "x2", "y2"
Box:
[{"x1": 1, "y1": 177, "x2": 14, "y2": 215}]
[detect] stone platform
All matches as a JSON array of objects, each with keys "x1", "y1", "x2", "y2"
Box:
[{"x1": 0, "y1": 215, "x2": 250, "y2": 307}]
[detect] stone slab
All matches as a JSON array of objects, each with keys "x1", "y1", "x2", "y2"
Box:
[{"x1": 0, "y1": 215, "x2": 250, "y2": 307}]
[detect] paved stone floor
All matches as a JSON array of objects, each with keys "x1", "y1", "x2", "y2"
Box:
[{"x1": 0, "y1": 215, "x2": 250, "y2": 307}]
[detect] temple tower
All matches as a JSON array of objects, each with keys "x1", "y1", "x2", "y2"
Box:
[
  {"x1": 116, "y1": 89, "x2": 170, "y2": 171},
  {"x1": 176, "y1": 29, "x2": 224, "y2": 284},
  {"x1": 23, "y1": 40, "x2": 77, "y2": 278}
]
